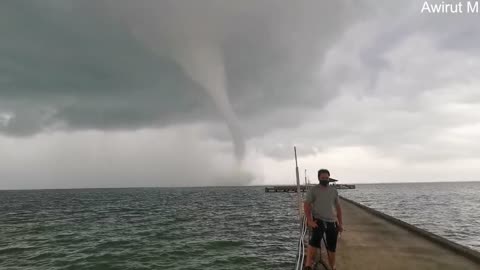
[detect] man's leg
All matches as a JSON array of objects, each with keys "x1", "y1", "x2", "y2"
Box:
[
  {"x1": 326, "y1": 251, "x2": 336, "y2": 269},
  {"x1": 305, "y1": 244, "x2": 317, "y2": 267},
  {"x1": 306, "y1": 222, "x2": 323, "y2": 268},
  {"x1": 325, "y1": 222, "x2": 339, "y2": 269}
]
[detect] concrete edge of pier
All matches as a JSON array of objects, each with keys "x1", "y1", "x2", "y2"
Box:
[{"x1": 340, "y1": 196, "x2": 480, "y2": 264}]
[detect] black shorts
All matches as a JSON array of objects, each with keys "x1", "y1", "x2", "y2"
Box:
[{"x1": 308, "y1": 218, "x2": 339, "y2": 252}]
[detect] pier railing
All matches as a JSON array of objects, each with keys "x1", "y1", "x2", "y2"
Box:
[{"x1": 295, "y1": 215, "x2": 308, "y2": 270}]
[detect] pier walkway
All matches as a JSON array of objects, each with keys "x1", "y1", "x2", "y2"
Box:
[{"x1": 331, "y1": 197, "x2": 480, "y2": 270}]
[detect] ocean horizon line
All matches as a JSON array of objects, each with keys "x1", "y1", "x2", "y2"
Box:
[{"x1": 1, "y1": 180, "x2": 479, "y2": 191}]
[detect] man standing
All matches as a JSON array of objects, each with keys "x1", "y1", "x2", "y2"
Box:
[{"x1": 304, "y1": 169, "x2": 343, "y2": 270}]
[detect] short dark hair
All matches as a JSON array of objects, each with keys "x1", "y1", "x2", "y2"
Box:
[{"x1": 318, "y1": 169, "x2": 330, "y2": 178}]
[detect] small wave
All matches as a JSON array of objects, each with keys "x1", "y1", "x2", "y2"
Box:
[
  {"x1": 0, "y1": 246, "x2": 35, "y2": 255},
  {"x1": 203, "y1": 240, "x2": 247, "y2": 249}
]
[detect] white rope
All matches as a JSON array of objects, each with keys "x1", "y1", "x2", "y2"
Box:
[
  {"x1": 295, "y1": 219, "x2": 303, "y2": 270},
  {"x1": 295, "y1": 215, "x2": 308, "y2": 270}
]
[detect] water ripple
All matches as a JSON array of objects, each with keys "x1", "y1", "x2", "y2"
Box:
[{"x1": 0, "y1": 187, "x2": 300, "y2": 270}]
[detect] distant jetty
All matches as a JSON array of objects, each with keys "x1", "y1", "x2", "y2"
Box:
[{"x1": 264, "y1": 183, "x2": 355, "y2": 193}]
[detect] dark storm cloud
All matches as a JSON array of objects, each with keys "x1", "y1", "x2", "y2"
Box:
[
  {"x1": 2, "y1": 0, "x2": 479, "y2": 165},
  {"x1": 0, "y1": 0, "x2": 362, "y2": 139},
  {"x1": 1, "y1": 1, "x2": 222, "y2": 134}
]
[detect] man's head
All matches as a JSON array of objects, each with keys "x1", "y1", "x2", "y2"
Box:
[{"x1": 318, "y1": 169, "x2": 330, "y2": 186}]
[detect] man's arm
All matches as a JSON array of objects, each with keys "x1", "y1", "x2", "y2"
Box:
[
  {"x1": 335, "y1": 199, "x2": 344, "y2": 231},
  {"x1": 335, "y1": 200, "x2": 343, "y2": 224},
  {"x1": 304, "y1": 201, "x2": 318, "y2": 228},
  {"x1": 304, "y1": 201, "x2": 313, "y2": 222},
  {"x1": 304, "y1": 190, "x2": 317, "y2": 228}
]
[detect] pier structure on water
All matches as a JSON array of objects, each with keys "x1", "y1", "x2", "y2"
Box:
[
  {"x1": 264, "y1": 183, "x2": 355, "y2": 193},
  {"x1": 273, "y1": 146, "x2": 480, "y2": 270}
]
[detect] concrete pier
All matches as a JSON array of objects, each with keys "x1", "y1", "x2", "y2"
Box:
[{"x1": 331, "y1": 197, "x2": 480, "y2": 270}]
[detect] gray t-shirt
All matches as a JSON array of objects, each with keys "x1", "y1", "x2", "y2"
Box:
[{"x1": 304, "y1": 185, "x2": 339, "y2": 222}]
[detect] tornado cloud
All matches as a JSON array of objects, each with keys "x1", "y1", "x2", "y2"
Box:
[
  {"x1": 102, "y1": 0, "x2": 246, "y2": 161},
  {"x1": 172, "y1": 42, "x2": 245, "y2": 161},
  {"x1": 82, "y1": 0, "x2": 358, "y2": 162}
]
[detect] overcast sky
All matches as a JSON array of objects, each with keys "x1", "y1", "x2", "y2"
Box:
[{"x1": 1, "y1": 0, "x2": 479, "y2": 189}]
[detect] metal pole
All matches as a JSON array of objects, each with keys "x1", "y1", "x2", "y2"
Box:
[
  {"x1": 305, "y1": 169, "x2": 307, "y2": 187},
  {"x1": 294, "y1": 146, "x2": 302, "y2": 224}
]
